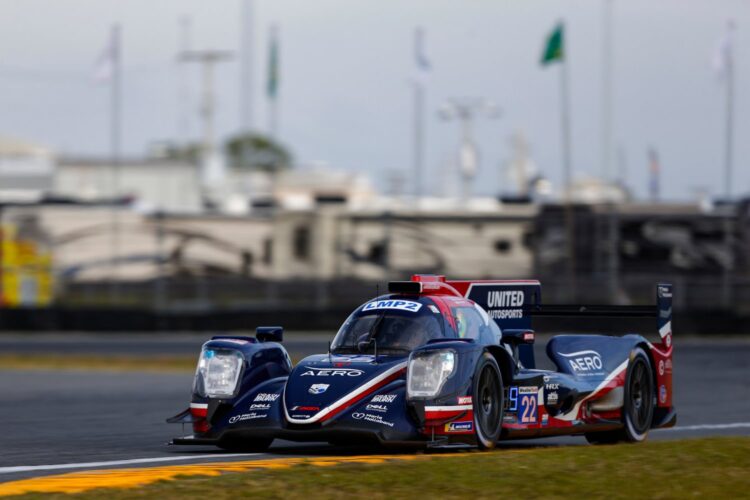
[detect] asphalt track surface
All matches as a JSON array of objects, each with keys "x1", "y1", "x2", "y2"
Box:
[{"x1": 1, "y1": 333, "x2": 749, "y2": 482}]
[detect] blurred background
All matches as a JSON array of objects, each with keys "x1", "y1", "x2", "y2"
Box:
[{"x1": 1, "y1": 0, "x2": 749, "y2": 333}]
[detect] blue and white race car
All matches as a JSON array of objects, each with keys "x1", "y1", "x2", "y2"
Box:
[{"x1": 168, "y1": 275, "x2": 676, "y2": 450}]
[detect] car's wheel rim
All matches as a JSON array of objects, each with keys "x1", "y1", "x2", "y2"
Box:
[
  {"x1": 629, "y1": 359, "x2": 651, "y2": 432},
  {"x1": 478, "y1": 366, "x2": 500, "y2": 436}
]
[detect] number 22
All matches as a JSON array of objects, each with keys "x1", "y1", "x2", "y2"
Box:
[{"x1": 520, "y1": 395, "x2": 537, "y2": 423}]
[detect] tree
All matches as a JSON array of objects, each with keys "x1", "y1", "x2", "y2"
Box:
[{"x1": 224, "y1": 132, "x2": 292, "y2": 172}]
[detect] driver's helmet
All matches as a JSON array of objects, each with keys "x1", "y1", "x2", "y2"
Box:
[
  {"x1": 379, "y1": 317, "x2": 410, "y2": 348},
  {"x1": 455, "y1": 310, "x2": 468, "y2": 338}
]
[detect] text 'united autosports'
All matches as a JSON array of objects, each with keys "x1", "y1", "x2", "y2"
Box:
[{"x1": 167, "y1": 275, "x2": 676, "y2": 450}]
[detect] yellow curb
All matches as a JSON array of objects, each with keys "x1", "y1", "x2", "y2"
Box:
[{"x1": 0, "y1": 454, "x2": 433, "y2": 497}]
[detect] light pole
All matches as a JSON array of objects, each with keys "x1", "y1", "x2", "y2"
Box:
[{"x1": 439, "y1": 98, "x2": 501, "y2": 201}]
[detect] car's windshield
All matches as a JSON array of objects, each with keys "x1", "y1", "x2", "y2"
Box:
[{"x1": 331, "y1": 299, "x2": 447, "y2": 354}]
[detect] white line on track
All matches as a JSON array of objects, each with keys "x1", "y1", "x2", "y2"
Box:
[
  {"x1": 0, "y1": 453, "x2": 262, "y2": 475},
  {"x1": 655, "y1": 422, "x2": 750, "y2": 432},
  {"x1": 2, "y1": 422, "x2": 749, "y2": 475}
]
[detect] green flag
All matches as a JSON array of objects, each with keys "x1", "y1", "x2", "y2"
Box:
[
  {"x1": 267, "y1": 27, "x2": 279, "y2": 99},
  {"x1": 541, "y1": 23, "x2": 564, "y2": 65}
]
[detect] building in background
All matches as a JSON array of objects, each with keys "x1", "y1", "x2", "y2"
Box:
[{"x1": 0, "y1": 136, "x2": 55, "y2": 203}]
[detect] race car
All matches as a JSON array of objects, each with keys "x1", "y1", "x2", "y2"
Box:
[{"x1": 168, "y1": 275, "x2": 675, "y2": 450}]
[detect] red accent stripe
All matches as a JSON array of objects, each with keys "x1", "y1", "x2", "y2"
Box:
[
  {"x1": 190, "y1": 407, "x2": 207, "y2": 418},
  {"x1": 425, "y1": 409, "x2": 466, "y2": 420},
  {"x1": 317, "y1": 368, "x2": 406, "y2": 423}
]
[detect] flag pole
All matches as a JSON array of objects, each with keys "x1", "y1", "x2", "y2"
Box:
[
  {"x1": 724, "y1": 24, "x2": 734, "y2": 199},
  {"x1": 412, "y1": 27, "x2": 429, "y2": 206},
  {"x1": 413, "y1": 75, "x2": 424, "y2": 204},
  {"x1": 240, "y1": 0, "x2": 255, "y2": 132},
  {"x1": 109, "y1": 23, "x2": 122, "y2": 303},
  {"x1": 559, "y1": 21, "x2": 577, "y2": 299},
  {"x1": 268, "y1": 25, "x2": 279, "y2": 140},
  {"x1": 721, "y1": 20, "x2": 736, "y2": 310}
]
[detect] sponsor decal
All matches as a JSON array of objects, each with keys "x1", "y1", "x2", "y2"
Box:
[
  {"x1": 543, "y1": 375, "x2": 551, "y2": 383},
  {"x1": 365, "y1": 404, "x2": 389, "y2": 413},
  {"x1": 291, "y1": 406, "x2": 320, "y2": 411},
  {"x1": 658, "y1": 360, "x2": 665, "y2": 376},
  {"x1": 665, "y1": 359, "x2": 673, "y2": 372},
  {"x1": 541, "y1": 414, "x2": 549, "y2": 426},
  {"x1": 254, "y1": 393, "x2": 280, "y2": 402},
  {"x1": 371, "y1": 394, "x2": 397, "y2": 403},
  {"x1": 545, "y1": 383, "x2": 559, "y2": 390},
  {"x1": 333, "y1": 361, "x2": 351, "y2": 367},
  {"x1": 665, "y1": 334, "x2": 672, "y2": 348},
  {"x1": 503, "y1": 414, "x2": 517, "y2": 424},
  {"x1": 428, "y1": 305, "x2": 440, "y2": 314},
  {"x1": 517, "y1": 386, "x2": 538, "y2": 424},
  {"x1": 658, "y1": 286, "x2": 672, "y2": 298},
  {"x1": 229, "y1": 412, "x2": 267, "y2": 424},
  {"x1": 488, "y1": 309, "x2": 523, "y2": 320},
  {"x1": 445, "y1": 421, "x2": 473, "y2": 432},
  {"x1": 291, "y1": 414, "x2": 312, "y2": 419},
  {"x1": 249, "y1": 403, "x2": 271, "y2": 411},
  {"x1": 486, "y1": 290, "x2": 524, "y2": 319},
  {"x1": 487, "y1": 290, "x2": 524, "y2": 308},
  {"x1": 559, "y1": 350, "x2": 604, "y2": 374},
  {"x1": 660, "y1": 385, "x2": 667, "y2": 404},
  {"x1": 362, "y1": 300, "x2": 422, "y2": 313},
  {"x1": 309, "y1": 383, "x2": 330, "y2": 394},
  {"x1": 547, "y1": 392, "x2": 559, "y2": 404},
  {"x1": 458, "y1": 396, "x2": 472, "y2": 405},
  {"x1": 351, "y1": 413, "x2": 394, "y2": 427},
  {"x1": 301, "y1": 367, "x2": 364, "y2": 377}
]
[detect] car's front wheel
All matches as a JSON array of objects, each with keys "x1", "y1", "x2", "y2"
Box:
[{"x1": 473, "y1": 353, "x2": 504, "y2": 450}]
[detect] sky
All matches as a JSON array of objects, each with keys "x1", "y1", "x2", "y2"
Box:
[{"x1": 0, "y1": 0, "x2": 749, "y2": 201}]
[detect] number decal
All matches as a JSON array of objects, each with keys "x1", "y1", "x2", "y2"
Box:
[
  {"x1": 519, "y1": 394, "x2": 538, "y2": 424},
  {"x1": 508, "y1": 387, "x2": 519, "y2": 411}
]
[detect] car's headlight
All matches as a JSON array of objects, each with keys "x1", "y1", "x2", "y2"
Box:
[
  {"x1": 407, "y1": 350, "x2": 456, "y2": 398},
  {"x1": 193, "y1": 348, "x2": 244, "y2": 398}
]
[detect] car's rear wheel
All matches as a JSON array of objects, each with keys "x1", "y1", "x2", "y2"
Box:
[
  {"x1": 473, "y1": 353, "x2": 504, "y2": 450},
  {"x1": 585, "y1": 347, "x2": 654, "y2": 445},
  {"x1": 218, "y1": 437, "x2": 273, "y2": 452},
  {"x1": 621, "y1": 347, "x2": 655, "y2": 442}
]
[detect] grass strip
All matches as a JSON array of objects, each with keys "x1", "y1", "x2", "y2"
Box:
[{"x1": 4, "y1": 437, "x2": 750, "y2": 499}]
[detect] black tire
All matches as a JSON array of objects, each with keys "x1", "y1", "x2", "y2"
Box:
[
  {"x1": 472, "y1": 353, "x2": 504, "y2": 450},
  {"x1": 218, "y1": 437, "x2": 273, "y2": 452},
  {"x1": 584, "y1": 347, "x2": 654, "y2": 445},
  {"x1": 621, "y1": 347, "x2": 655, "y2": 442}
]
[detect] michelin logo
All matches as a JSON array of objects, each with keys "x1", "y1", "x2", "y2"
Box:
[
  {"x1": 486, "y1": 290, "x2": 525, "y2": 319},
  {"x1": 363, "y1": 300, "x2": 422, "y2": 313}
]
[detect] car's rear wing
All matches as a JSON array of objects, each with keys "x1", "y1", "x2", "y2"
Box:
[
  {"x1": 393, "y1": 276, "x2": 673, "y2": 374},
  {"x1": 396, "y1": 275, "x2": 672, "y2": 343},
  {"x1": 525, "y1": 283, "x2": 673, "y2": 347}
]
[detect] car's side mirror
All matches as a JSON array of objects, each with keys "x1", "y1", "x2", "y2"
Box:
[
  {"x1": 501, "y1": 329, "x2": 535, "y2": 347},
  {"x1": 501, "y1": 329, "x2": 535, "y2": 368},
  {"x1": 256, "y1": 326, "x2": 283, "y2": 343}
]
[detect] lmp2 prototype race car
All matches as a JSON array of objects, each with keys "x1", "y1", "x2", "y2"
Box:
[{"x1": 168, "y1": 275, "x2": 676, "y2": 450}]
